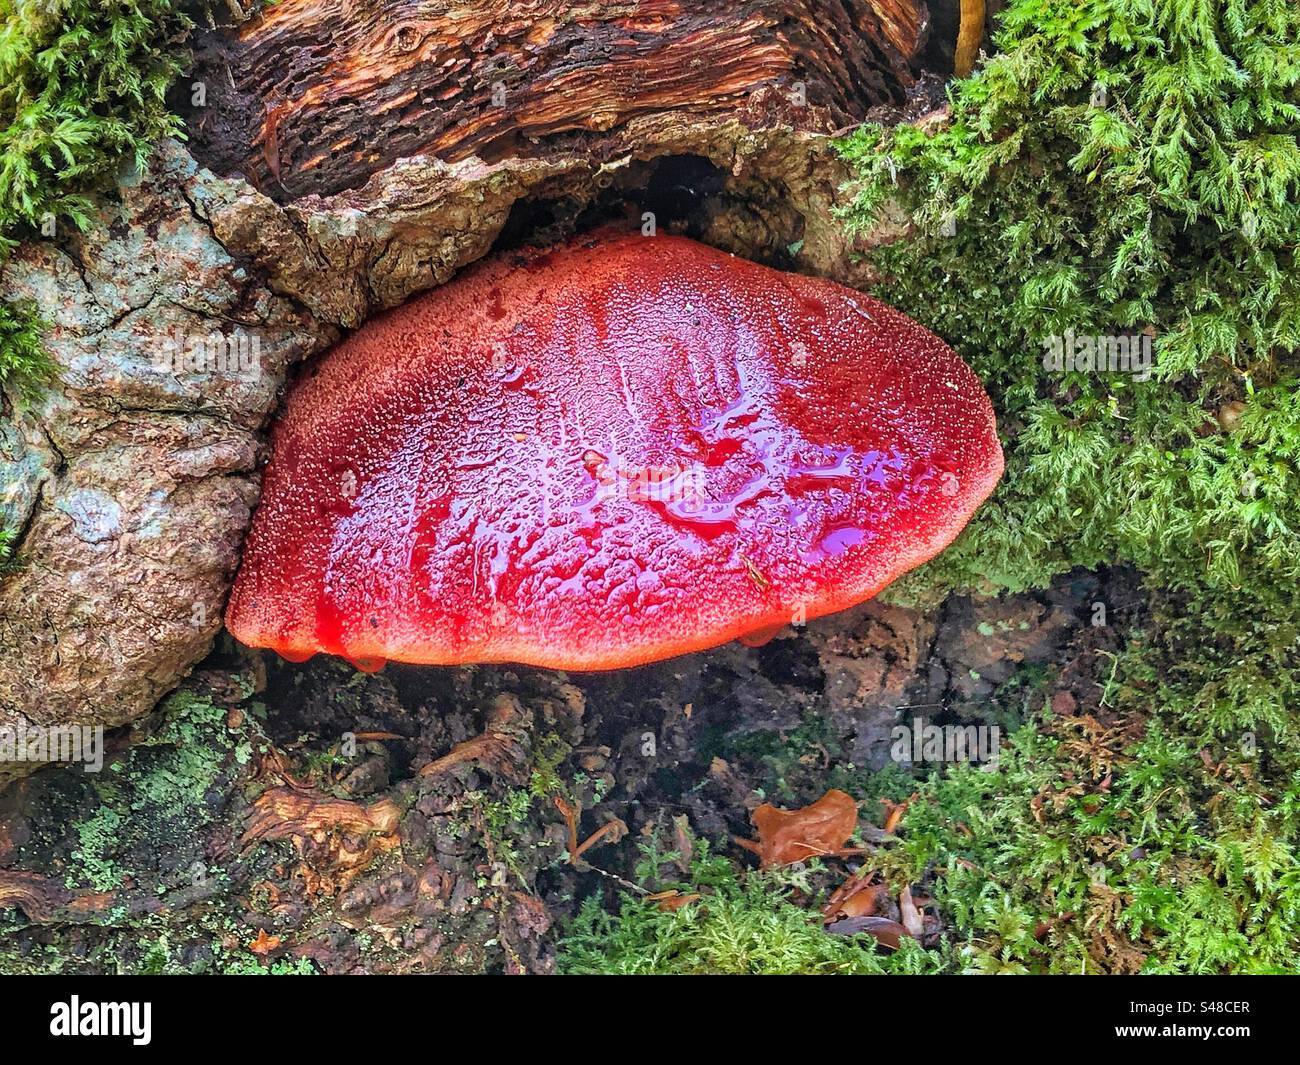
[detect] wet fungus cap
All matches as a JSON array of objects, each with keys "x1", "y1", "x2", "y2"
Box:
[{"x1": 225, "y1": 231, "x2": 1003, "y2": 672}]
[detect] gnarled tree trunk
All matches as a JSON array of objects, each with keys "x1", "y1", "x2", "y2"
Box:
[{"x1": 2, "y1": 0, "x2": 953, "y2": 752}]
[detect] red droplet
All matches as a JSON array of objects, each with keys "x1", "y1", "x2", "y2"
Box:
[{"x1": 738, "y1": 623, "x2": 787, "y2": 648}]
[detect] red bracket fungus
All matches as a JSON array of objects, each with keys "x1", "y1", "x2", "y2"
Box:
[{"x1": 226, "y1": 231, "x2": 1003, "y2": 673}]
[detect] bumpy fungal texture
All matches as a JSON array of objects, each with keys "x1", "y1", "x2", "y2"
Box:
[{"x1": 226, "y1": 231, "x2": 1003, "y2": 671}]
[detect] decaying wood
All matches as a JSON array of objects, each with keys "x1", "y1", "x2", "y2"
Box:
[
  {"x1": 0, "y1": 869, "x2": 114, "y2": 924},
  {"x1": 240, "y1": 788, "x2": 402, "y2": 848},
  {"x1": 187, "y1": 0, "x2": 935, "y2": 200},
  {"x1": 240, "y1": 788, "x2": 404, "y2": 896},
  {"x1": 417, "y1": 692, "x2": 530, "y2": 782}
]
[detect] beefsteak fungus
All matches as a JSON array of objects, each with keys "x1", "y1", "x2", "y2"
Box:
[{"x1": 227, "y1": 231, "x2": 1002, "y2": 672}]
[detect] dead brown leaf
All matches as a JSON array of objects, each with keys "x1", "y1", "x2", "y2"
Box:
[
  {"x1": 249, "y1": 929, "x2": 282, "y2": 957},
  {"x1": 742, "y1": 788, "x2": 863, "y2": 869},
  {"x1": 646, "y1": 889, "x2": 702, "y2": 912},
  {"x1": 881, "y1": 792, "x2": 917, "y2": 835},
  {"x1": 823, "y1": 869, "x2": 886, "y2": 922}
]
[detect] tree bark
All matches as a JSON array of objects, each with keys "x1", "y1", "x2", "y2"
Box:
[{"x1": 187, "y1": 0, "x2": 935, "y2": 200}]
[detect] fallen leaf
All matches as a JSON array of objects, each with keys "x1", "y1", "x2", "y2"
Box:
[
  {"x1": 823, "y1": 870, "x2": 886, "y2": 921},
  {"x1": 249, "y1": 929, "x2": 282, "y2": 957},
  {"x1": 745, "y1": 789, "x2": 862, "y2": 869},
  {"x1": 881, "y1": 792, "x2": 917, "y2": 835},
  {"x1": 646, "y1": 890, "x2": 702, "y2": 912},
  {"x1": 825, "y1": 915, "x2": 911, "y2": 950}
]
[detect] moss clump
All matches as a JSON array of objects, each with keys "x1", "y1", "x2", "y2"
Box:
[
  {"x1": 886, "y1": 704, "x2": 1300, "y2": 974},
  {"x1": 827, "y1": 0, "x2": 1300, "y2": 973},
  {"x1": 837, "y1": 0, "x2": 1299, "y2": 608},
  {"x1": 0, "y1": 299, "x2": 55, "y2": 571},
  {"x1": 0, "y1": 298, "x2": 52, "y2": 403},
  {"x1": 0, "y1": 0, "x2": 191, "y2": 252},
  {"x1": 560, "y1": 841, "x2": 947, "y2": 975}
]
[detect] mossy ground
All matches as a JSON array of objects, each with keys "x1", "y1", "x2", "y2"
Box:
[{"x1": 0, "y1": 681, "x2": 311, "y2": 974}]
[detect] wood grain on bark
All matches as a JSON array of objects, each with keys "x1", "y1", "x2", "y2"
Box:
[{"x1": 188, "y1": 0, "x2": 932, "y2": 199}]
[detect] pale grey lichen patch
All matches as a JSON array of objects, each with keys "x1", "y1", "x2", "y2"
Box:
[
  {"x1": 0, "y1": 408, "x2": 58, "y2": 536},
  {"x1": 54, "y1": 487, "x2": 123, "y2": 544}
]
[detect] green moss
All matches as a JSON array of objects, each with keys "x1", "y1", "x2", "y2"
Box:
[
  {"x1": 520, "y1": 731, "x2": 573, "y2": 806},
  {"x1": 841, "y1": 0, "x2": 1299, "y2": 582},
  {"x1": 0, "y1": 0, "x2": 191, "y2": 253},
  {"x1": 885, "y1": 705, "x2": 1300, "y2": 974},
  {"x1": 828, "y1": 0, "x2": 1300, "y2": 973},
  {"x1": 560, "y1": 841, "x2": 948, "y2": 975},
  {"x1": 0, "y1": 297, "x2": 53, "y2": 404},
  {"x1": 470, "y1": 786, "x2": 537, "y2": 881},
  {"x1": 840, "y1": 0, "x2": 1299, "y2": 605},
  {"x1": 217, "y1": 954, "x2": 318, "y2": 976},
  {"x1": 0, "y1": 526, "x2": 13, "y2": 571},
  {"x1": 0, "y1": 300, "x2": 53, "y2": 569}
]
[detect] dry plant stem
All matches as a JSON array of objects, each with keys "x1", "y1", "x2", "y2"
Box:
[{"x1": 954, "y1": 0, "x2": 986, "y2": 77}]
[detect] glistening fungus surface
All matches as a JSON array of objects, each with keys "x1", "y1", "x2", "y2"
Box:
[{"x1": 226, "y1": 231, "x2": 1003, "y2": 671}]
